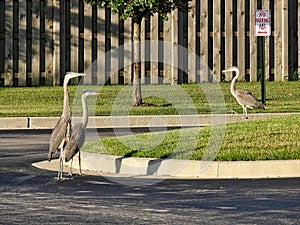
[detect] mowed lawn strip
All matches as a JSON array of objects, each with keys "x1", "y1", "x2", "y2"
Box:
[
  {"x1": 0, "y1": 81, "x2": 300, "y2": 116},
  {"x1": 82, "y1": 114, "x2": 300, "y2": 161}
]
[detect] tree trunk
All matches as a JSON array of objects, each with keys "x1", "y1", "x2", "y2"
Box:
[{"x1": 132, "y1": 20, "x2": 142, "y2": 106}]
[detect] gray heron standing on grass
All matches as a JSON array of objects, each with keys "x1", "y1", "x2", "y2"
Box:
[
  {"x1": 47, "y1": 72, "x2": 85, "y2": 179},
  {"x1": 222, "y1": 66, "x2": 265, "y2": 119},
  {"x1": 63, "y1": 90, "x2": 100, "y2": 176}
]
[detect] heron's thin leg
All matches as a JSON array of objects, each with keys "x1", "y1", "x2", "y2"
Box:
[
  {"x1": 245, "y1": 107, "x2": 248, "y2": 119},
  {"x1": 242, "y1": 107, "x2": 248, "y2": 119},
  {"x1": 68, "y1": 158, "x2": 73, "y2": 176},
  {"x1": 57, "y1": 139, "x2": 66, "y2": 179},
  {"x1": 78, "y1": 151, "x2": 82, "y2": 176}
]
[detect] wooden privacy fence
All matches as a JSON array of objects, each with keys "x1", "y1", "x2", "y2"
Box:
[{"x1": 0, "y1": 0, "x2": 299, "y2": 86}]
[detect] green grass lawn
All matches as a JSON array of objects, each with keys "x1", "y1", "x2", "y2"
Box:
[
  {"x1": 82, "y1": 114, "x2": 300, "y2": 161},
  {"x1": 0, "y1": 81, "x2": 300, "y2": 116}
]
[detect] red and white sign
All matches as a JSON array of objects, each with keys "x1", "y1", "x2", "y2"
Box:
[{"x1": 255, "y1": 10, "x2": 271, "y2": 37}]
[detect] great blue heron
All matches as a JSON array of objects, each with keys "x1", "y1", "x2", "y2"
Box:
[
  {"x1": 47, "y1": 72, "x2": 85, "y2": 179},
  {"x1": 63, "y1": 90, "x2": 100, "y2": 176},
  {"x1": 222, "y1": 66, "x2": 265, "y2": 119}
]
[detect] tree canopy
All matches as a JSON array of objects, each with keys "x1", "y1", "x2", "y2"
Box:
[{"x1": 83, "y1": 0, "x2": 188, "y2": 22}]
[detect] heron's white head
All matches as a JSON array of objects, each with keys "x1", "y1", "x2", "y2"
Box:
[
  {"x1": 65, "y1": 72, "x2": 86, "y2": 81},
  {"x1": 82, "y1": 90, "x2": 100, "y2": 99},
  {"x1": 222, "y1": 66, "x2": 239, "y2": 74}
]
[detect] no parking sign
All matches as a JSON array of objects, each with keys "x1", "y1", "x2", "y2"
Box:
[{"x1": 255, "y1": 10, "x2": 271, "y2": 37}]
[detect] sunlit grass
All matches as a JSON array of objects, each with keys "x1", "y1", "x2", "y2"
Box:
[
  {"x1": 0, "y1": 81, "x2": 300, "y2": 116},
  {"x1": 82, "y1": 114, "x2": 300, "y2": 161}
]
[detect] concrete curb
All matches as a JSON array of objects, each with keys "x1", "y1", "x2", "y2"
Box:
[
  {"x1": 79, "y1": 152, "x2": 300, "y2": 179},
  {"x1": 33, "y1": 152, "x2": 300, "y2": 179},
  {"x1": 0, "y1": 113, "x2": 297, "y2": 129}
]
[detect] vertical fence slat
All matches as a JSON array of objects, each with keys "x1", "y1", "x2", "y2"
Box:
[
  {"x1": 83, "y1": 2, "x2": 92, "y2": 84},
  {"x1": 97, "y1": 7, "x2": 105, "y2": 85},
  {"x1": 140, "y1": 18, "x2": 146, "y2": 84},
  {"x1": 4, "y1": 0, "x2": 13, "y2": 86},
  {"x1": 188, "y1": 0, "x2": 196, "y2": 83},
  {"x1": 298, "y1": 0, "x2": 300, "y2": 77},
  {"x1": 281, "y1": 0, "x2": 288, "y2": 80},
  {"x1": 18, "y1": 0, "x2": 26, "y2": 86},
  {"x1": 150, "y1": 13, "x2": 159, "y2": 84},
  {"x1": 249, "y1": 0, "x2": 257, "y2": 82},
  {"x1": 163, "y1": 13, "x2": 172, "y2": 84},
  {"x1": 237, "y1": 0, "x2": 245, "y2": 80},
  {"x1": 262, "y1": 0, "x2": 270, "y2": 81},
  {"x1": 224, "y1": 0, "x2": 233, "y2": 76},
  {"x1": 32, "y1": 0, "x2": 40, "y2": 85},
  {"x1": 274, "y1": 0, "x2": 283, "y2": 81},
  {"x1": 71, "y1": 0, "x2": 79, "y2": 79},
  {"x1": 0, "y1": 1, "x2": 4, "y2": 85},
  {"x1": 53, "y1": 0, "x2": 60, "y2": 85},
  {"x1": 45, "y1": 0, "x2": 54, "y2": 85},
  {"x1": 213, "y1": 0, "x2": 221, "y2": 82},
  {"x1": 171, "y1": 9, "x2": 178, "y2": 84},
  {"x1": 123, "y1": 17, "x2": 132, "y2": 84},
  {"x1": 200, "y1": 0, "x2": 208, "y2": 82},
  {"x1": 110, "y1": 11, "x2": 119, "y2": 84}
]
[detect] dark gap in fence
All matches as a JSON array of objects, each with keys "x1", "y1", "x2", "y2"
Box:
[
  {"x1": 145, "y1": 16, "x2": 151, "y2": 84},
  {"x1": 0, "y1": 0, "x2": 5, "y2": 86},
  {"x1": 40, "y1": 0, "x2": 46, "y2": 86},
  {"x1": 92, "y1": 5, "x2": 97, "y2": 84},
  {"x1": 207, "y1": 0, "x2": 213, "y2": 82},
  {"x1": 195, "y1": 0, "x2": 200, "y2": 83},
  {"x1": 257, "y1": 0, "x2": 263, "y2": 82},
  {"x1": 178, "y1": 8, "x2": 183, "y2": 84},
  {"x1": 26, "y1": 0, "x2": 32, "y2": 86},
  {"x1": 118, "y1": 8, "x2": 124, "y2": 85},
  {"x1": 288, "y1": 0, "x2": 298, "y2": 81},
  {"x1": 220, "y1": 0, "x2": 225, "y2": 81},
  {"x1": 78, "y1": 0, "x2": 84, "y2": 81},
  {"x1": 13, "y1": 0, "x2": 19, "y2": 86},
  {"x1": 65, "y1": 0, "x2": 71, "y2": 76},
  {"x1": 269, "y1": 0, "x2": 275, "y2": 81},
  {"x1": 59, "y1": 0, "x2": 66, "y2": 85},
  {"x1": 105, "y1": 7, "x2": 111, "y2": 84},
  {"x1": 232, "y1": 0, "x2": 237, "y2": 75},
  {"x1": 244, "y1": 0, "x2": 250, "y2": 82},
  {"x1": 158, "y1": 14, "x2": 164, "y2": 85},
  {"x1": 179, "y1": 0, "x2": 189, "y2": 84}
]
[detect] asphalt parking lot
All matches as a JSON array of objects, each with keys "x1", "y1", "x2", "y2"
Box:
[{"x1": 0, "y1": 129, "x2": 300, "y2": 224}]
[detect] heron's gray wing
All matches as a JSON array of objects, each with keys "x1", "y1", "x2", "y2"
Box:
[
  {"x1": 64, "y1": 123, "x2": 86, "y2": 162},
  {"x1": 48, "y1": 117, "x2": 68, "y2": 159},
  {"x1": 236, "y1": 89, "x2": 265, "y2": 109}
]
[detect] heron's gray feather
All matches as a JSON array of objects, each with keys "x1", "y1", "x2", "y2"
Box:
[
  {"x1": 235, "y1": 89, "x2": 265, "y2": 109},
  {"x1": 48, "y1": 117, "x2": 69, "y2": 156},
  {"x1": 64, "y1": 123, "x2": 86, "y2": 162}
]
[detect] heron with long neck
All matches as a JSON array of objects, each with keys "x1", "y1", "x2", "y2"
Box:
[
  {"x1": 222, "y1": 66, "x2": 265, "y2": 119},
  {"x1": 48, "y1": 72, "x2": 85, "y2": 179},
  {"x1": 63, "y1": 90, "x2": 100, "y2": 176}
]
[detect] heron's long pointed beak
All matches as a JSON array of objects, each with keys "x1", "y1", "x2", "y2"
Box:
[{"x1": 66, "y1": 72, "x2": 86, "y2": 79}]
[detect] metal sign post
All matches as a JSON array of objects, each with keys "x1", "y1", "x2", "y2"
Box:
[{"x1": 255, "y1": 10, "x2": 271, "y2": 106}]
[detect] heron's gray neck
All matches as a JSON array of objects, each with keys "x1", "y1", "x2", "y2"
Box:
[
  {"x1": 62, "y1": 78, "x2": 70, "y2": 119},
  {"x1": 81, "y1": 96, "x2": 88, "y2": 128}
]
